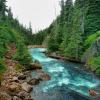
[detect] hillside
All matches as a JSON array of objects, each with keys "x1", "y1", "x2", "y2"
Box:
[
  {"x1": 32, "y1": 0, "x2": 100, "y2": 76},
  {"x1": 0, "y1": 0, "x2": 33, "y2": 85}
]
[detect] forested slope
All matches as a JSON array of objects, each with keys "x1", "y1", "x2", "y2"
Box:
[
  {"x1": 0, "y1": 0, "x2": 32, "y2": 81},
  {"x1": 32, "y1": 0, "x2": 100, "y2": 76}
]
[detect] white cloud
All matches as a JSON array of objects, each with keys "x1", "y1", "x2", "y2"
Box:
[{"x1": 7, "y1": 0, "x2": 61, "y2": 32}]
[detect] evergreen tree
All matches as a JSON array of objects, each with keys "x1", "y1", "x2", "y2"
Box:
[
  {"x1": 64, "y1": 0, "x2": 84, "y2": 59},
  {"x1": 60, "y1": 0, "x2": 73, "y2": 55},
  {"x1": 0, "y1": 0, "x2": 7, "y2": 22},
  {"x1": 7, "y1": 7, "x2": 13, "y2": 20},
  {"x1": 85, "y1": 0, "x2": 100, "y2": 36},
  {"x1": 28, "y1": 22, "x2": 32, "y2": 35}
]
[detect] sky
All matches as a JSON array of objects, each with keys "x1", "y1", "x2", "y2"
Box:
[{"x1": 7, "y1": 0, "x2": 61, "y2": 32}]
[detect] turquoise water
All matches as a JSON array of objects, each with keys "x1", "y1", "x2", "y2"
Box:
[{"x1": 29, "y1": 48, "x2": 100, "y2": 100}]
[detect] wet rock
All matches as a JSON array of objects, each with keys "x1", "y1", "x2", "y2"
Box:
[
  {"x1": 0, "y1": 92, "x2": 11, "y2": 100},
  {"x1": 36, "y1": 70, "x2": 51, "y2": 81},
  {"x1": 18, "y1": 91, "x2": 33, "y2": 100},
  {"x1": 13, "y1": 96, "x2": 21, "y2": 100},
  {"x1": 18, "y1": 73, "x2": 26, "y2": 80},
  {"x1": 28, "y1": 78, "x2": 40, "y2": 85},
  {"x1": 21, "y1": 82, "x2": 33, "y2": 93},
  {"x1": 29, "y1": 63, "x2": 42, "y2": 70},
  {"x1": 39, "y1": 73, "x2": 51, "y2": 81}
]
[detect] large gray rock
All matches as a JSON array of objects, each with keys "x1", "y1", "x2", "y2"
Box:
[{"x1": 81, "y1": 38, "x2": 100, "y2": 63}]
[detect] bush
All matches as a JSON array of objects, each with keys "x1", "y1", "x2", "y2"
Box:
[
  {"x1": 13, "y1": 41, "x2": 32, "y2": 67},
  {"x1": 88, "y1": 56, "x2": 100, "y2": 76},
  {"x1": 14, "y1": 63, "x2": 22, "y2": 71},
  {"x1": 0, "y1": 59, "x2": 6, "y2": 74}
]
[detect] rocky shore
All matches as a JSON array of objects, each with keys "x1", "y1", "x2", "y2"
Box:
[
  {"x1": 0, "y1": 61, "x2": 51, "y2": 100},
  {"x1": 0, "y1": 44, "x2": 50, "y2": 100}
]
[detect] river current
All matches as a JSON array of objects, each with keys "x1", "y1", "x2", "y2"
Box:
[{"x1": 29, "y1": 48, "x2": 100, "y2": 100}]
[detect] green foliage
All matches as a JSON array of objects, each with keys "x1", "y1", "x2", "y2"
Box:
[
  {"x1": 0, "y1": 58, "x2": 6, "y2": 74},
  {"x1": 85, "y1": 31, "x2": 100, "y2": 48},
  {"x1": 85, "y1": 0, "x2": 100, "y2": 36},
  {"x1": 14, "y1": 63, "x2": 22, "y2": 71},
  {"x1": 13, "y1": 41, "x2": 32, "y2": 66},
  {"x1": 47, "y1": 35, "x2": 59, "y2": 52},
  {"x1": 0, "y1": 0, "x2": 33, "y2": 71},
  {"x1": 88, "y1": 56, "x2": 100, "y2": 76}
]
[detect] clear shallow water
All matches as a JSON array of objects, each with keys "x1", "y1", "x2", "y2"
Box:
[{"x1": 29, "y1": 48, "x2": 100, "y2": 100}]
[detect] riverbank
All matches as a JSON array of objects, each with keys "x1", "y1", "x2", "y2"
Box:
[
  {"x1": 0, "y1": 45, "x2": 51, "y2": 100},
  {"x1": 45, "y1": 52, "x2": 83, "y2": 64},
  {"x1": 28, "y1": 45, "x2": 46, "y2": 49},
  {"x1": 0, "y1": 44, "x2": 33, "y2": 100}
]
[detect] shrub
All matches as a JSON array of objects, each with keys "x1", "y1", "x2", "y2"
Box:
[{"x1": 88, "y1": 56, "x2": 100, "y2": 76}]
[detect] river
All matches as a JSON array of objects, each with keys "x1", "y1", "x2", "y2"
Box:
[{"x1": 29, "y1": 48, "x2": 100, "y2": 100}]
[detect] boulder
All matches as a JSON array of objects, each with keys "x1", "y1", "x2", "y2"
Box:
[
  {"x1": 29, "y1": 63, "x2": 42, "y2": 70},
  {"x1": 36, "y1": 70, "x2": 51, "y2": 81},
  {"x1": 12, "y1": 76, "x2": 19, "y2": 82},
  {"x1": 39, "y1": 73, "x2": 51, "y2": 81},
  {"x1": 18, "y1": 91, "x2": 33, "y2": 100},
  {"x1": 18, "y1": 73, "x2": 26, "y2": 80},
  {"x1": 0, "y1": 92, "x2": 11, "y2": 100},
  {"x1": 29, "y1": 60, "x2": 42, "y2": 70},
  {"x1": 28, "y1": 78, "x2": 40, "y2": 85},
  {"x1": 7, "y1": 82, "x2": 21, "y2": 93},
  {"x1": 21, "y1": 82, "x2": 33, "y2": 93},
  {"x1": 13, "y1": 96, "x2": 21, "y2": 100}
]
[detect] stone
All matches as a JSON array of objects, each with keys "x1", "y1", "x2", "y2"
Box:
[
  {"x1": 28, "y1": 78, "x2": 40, "y2": 85},
  {"x1": 0, "y1": 92, "x2": 11, "y2": 100},
  {"x1": 29, "y1": 61, "x2": 42, "y2": 70},
  {"x1": 13, "y1": 96, "x2": 21, "y2": 100},
  {"x1": 21, "y1": 82, "x2": 33, "y2": 93},
  {"x1": 7, "y1": 82, "x2": 21, "y2": 93},
  {"x1": 18, "y1": 74, "x2": 26, "y2": 80},
  {"x1": 36, "y1": 70, "x2": 51, "y2": 81},
  {"x1": 12, "y1": 76, "x2": 19, "y2": 82},
  {"x1": 39, "y1": 73, "x2": 51, "y2": 81},
  {"x1": 18, "y1": 91, "x2": 33, "y2": 100}
]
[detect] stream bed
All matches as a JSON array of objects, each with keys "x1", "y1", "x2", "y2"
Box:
[{"x1": 29, "y1": 48, "x2": 100, "y2": 100}]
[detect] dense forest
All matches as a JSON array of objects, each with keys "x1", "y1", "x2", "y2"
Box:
[
  {"x1": 32, "y1": 0, "x2": 100, "y2": 76},
  {"x1": 0, "y1": 0, "x2": 33, "y2": 80}
]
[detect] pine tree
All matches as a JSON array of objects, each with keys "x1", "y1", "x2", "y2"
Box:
[
  {"x1": 85, "y1": 0, "x2": 100, "y2": 36},
  {"x1": 7, "y1": 7, "x2": 13, "y2": 20},
  {"x1": 60, "y1": 0, "x2": 73, "y2": 55},
  {"x1": 28, "y1": 22, "x2": 32, "y2": 35},
  {"x1": 0, "y1": 0, "x2": 7, "y2": 22},
  {"x1": 64, "y1": 0, "x2": 84, "y2": 59}
]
